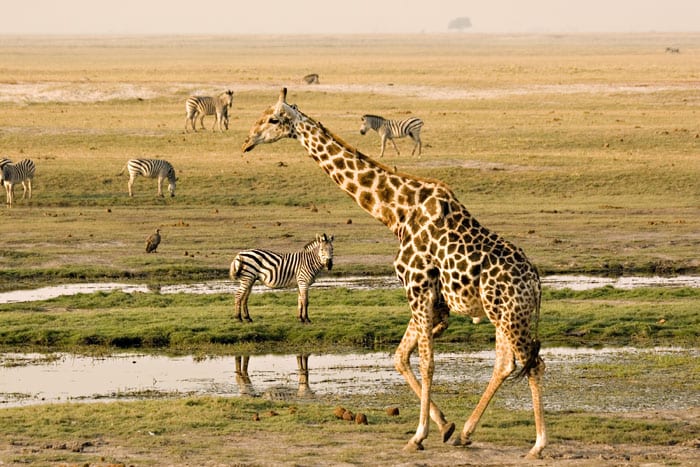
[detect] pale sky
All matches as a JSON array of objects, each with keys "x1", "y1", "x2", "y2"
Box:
[{"x1": 1, "y1": 0, "x2": 698, "y2": 35}]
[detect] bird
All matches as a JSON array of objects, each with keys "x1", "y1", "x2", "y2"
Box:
[{"x1": 145, "y1": 228, "x2": 161, "y2": 253}]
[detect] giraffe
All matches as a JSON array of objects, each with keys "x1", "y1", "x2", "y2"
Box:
[{"x1": 241, "y1": 88, "x2": 546, "y2": 458}]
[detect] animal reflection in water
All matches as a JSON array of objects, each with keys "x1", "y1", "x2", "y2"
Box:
[{"x1": 234, "y1": 354, "x2": 313, "y2": 400}]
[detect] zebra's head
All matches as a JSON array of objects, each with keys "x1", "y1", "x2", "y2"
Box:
[
  {"x1": 315, "y1": 233, "x2": 334, "y2": 271},
  {"x1": 241, "y1": 88, "x2": 300, "y2": 153},
  {"x1": 167, "y1": 168, "x2": 176, "y2": 197},
  {"x1": 359, "y1": 114, "x2": 381, "y2": 135},
  {"x1": 222, "y1": 90, "x2": 234, "y2": 108}
]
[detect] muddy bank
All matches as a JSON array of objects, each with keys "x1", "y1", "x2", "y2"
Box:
[{"x1": 0, "y1": 274, "x2": 698, "y2": 304}]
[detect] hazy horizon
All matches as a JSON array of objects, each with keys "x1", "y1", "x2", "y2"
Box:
[{"x1": 2, "y1": 0, "x2": 699, "y2": 35}]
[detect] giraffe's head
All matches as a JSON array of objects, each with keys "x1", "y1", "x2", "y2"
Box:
[{"x1": 242, "y1": 88, "x2": 299, "y2": 153}]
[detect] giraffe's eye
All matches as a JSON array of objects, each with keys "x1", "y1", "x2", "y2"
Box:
[{"x1": 269, "y1": 118, "x2": 279, "y2": 124}]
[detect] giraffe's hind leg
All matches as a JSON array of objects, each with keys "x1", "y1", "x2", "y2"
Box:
[
  {"x1": 453, "y1": 325, "x2": 515, "y2": 447},
  {"x1": 526, "y1": 357, "x2": 547, "y2": 459}
]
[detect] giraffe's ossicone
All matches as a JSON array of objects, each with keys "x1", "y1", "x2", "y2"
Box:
[{"x1": 242, "y1": 88, "x2": 547, "y2": 459}]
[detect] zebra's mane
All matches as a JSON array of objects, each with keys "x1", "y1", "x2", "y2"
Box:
[
  {"x1": 303, "y1": 237, "x2": 320, "y2": 250},
  {"x1": 307, "y1": 114, "x2": 451, "y2": 191}
]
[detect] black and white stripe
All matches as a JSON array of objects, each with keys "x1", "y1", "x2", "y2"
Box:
[
  {"x1": 360, "y1": 114, "x2": 423, "y2": 157},
  {"x1": 185, "y1": 90, "x2": 233, "y2": 132},
  {"x1": 229, "y1": 233, "x2": 334, "y2": 323},
  {"x1": 124, "y1": 159, "x2": 176, "y2": 198},
  {"x1": 1, "y1": 159, "x2": 35, "y2": 206}
]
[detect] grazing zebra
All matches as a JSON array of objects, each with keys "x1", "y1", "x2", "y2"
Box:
[
  {"x1": 1, "y1": 159, "x2": 35, "y2": 206},
  {"x1": 0, "y1": 158, "x2": 11, "y2": 170},
  {"x1": 359, "y1": 114, "x2": 423, "y2": 157},
  {"x1": 229, "y1": 233, "x2": 334, "y2": 323},
  {"x1": 122, "y1": 159, "x2": 176, "y2": 198},
  {"x1": 185, "y1": 89, "x2": 233, "y2": 132},
  {"x1": 302, "y1": 73, "x2": 320, "y2": 84}
]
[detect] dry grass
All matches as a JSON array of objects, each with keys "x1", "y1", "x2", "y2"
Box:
[{"x1": 0, "y1": 33, "x2": 698, "y2": 287}]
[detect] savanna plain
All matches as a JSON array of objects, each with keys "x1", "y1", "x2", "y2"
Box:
[{"x1": 0, "y1": 34, "x2": 698, "y2": 466}]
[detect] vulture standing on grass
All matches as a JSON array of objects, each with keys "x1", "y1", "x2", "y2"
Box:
[{"x1": 146, "y1": 228, "x2": 161, "y2": 253}]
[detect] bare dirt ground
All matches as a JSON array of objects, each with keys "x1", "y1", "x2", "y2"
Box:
[
  {"x1": 0, "y1": 82, "x2": 694, "y2": 105},
  {"x1": 1, "y1": 408, "x2": 697, "y2": 466}
]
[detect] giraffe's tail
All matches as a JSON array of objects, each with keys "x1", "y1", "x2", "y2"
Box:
[
  {"x1": 515, "y1": 339, "x2": 542, "y2": 380},
  {"x1": 515, "y1": 283, "x2": 543, "y2": 380}
]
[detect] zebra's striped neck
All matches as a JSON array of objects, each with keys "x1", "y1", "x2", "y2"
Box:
[{"x1": 292, "y1": 114, "x2": 451, "y2": 237}]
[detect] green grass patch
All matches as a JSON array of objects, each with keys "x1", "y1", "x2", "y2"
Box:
[{"x1": 1, "y1": 286, "x2": 698, "y2": 354}]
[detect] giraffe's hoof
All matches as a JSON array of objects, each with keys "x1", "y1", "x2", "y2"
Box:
[
  {"x1": 451, "y1": 436, "x2": 472, "y2": 447},
  {"x1": 403, "y1": 440, "x2": 424, "y2": 452},
  {"x1": 441, "y1": 422, "x2": 455, "y2": 443},
  {"x1": 244, "y1": 318, "x2": 253, "y2": 323},
  {"x1": 525, "y1": 447, "x2": 544, "y2": 459}
]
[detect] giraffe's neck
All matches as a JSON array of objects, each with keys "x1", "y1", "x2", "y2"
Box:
[{"x1": 293, "y1": 116, "x2": 447, "y2": 236}]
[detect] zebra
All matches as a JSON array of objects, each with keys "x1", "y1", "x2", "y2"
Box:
[
  {"x1": 121, "y1": 159, "x2": 176, "y2": 198},
  {"x1": 302, "y1": 73, "x2": 320, "y2": 84},
  {"x1": 1, "y1": 159, "x2": 35, "y2": 206},
  {"x1": 185, "y1": 89, "x2": 233, "y2": 132},
  {"x1": 229, "y1": 233, "x2": 334, "y2": 323},
  {"x1": 359, "y1": 114, "x2": 423, "y2": 157}
]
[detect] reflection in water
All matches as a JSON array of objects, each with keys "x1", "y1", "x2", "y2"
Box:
[
  {"x1": 1, "y1": 348, "x2": 697, "y2": 413},
  {"x1": 235, "y1": 354, "x2": 313, "y2": 400}
]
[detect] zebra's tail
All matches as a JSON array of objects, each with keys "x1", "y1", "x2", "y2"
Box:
[
  {"x1": 117, "y1": 163, "x2": 128, "y2": 176},
  {"x1": 230, "y1": 256, "x2": 243, "y2": 280}
]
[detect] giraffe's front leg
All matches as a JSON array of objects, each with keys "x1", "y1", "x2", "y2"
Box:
[{"x1": 395, "y1": 307, "x2": 455, "y2": 452}]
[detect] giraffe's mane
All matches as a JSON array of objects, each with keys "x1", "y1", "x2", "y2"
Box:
[{"x1": 308, "y1": 115, "x2": 452, "y2": 191}]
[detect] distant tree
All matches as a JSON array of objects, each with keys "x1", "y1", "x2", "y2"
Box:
[{"x1": 448, "y1": 17, "x2": 472, "y2": 31}]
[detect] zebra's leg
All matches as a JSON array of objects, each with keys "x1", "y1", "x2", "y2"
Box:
[
  {"x1": 4, "y1": 183, "x2": 12, "y2": 206},
  {"x1": 235, "y1": 277, "x2": 255, "y2": 322},
  {"x1": 199, "y1": 114, "x2": 206, "y2": 131},
  {"x1": 411, "y1": 134, "x2": 422, "y2": 156},
  {"x1": 379, "y1": 136, "x2": 387, "y2": 157},
  {"x1": 21, "y1": 180, "x2": 28, "y2": 200},
  {"x1": 297, "y1": 285, "x2": 311, "y2": 323},
  {"x1": 389, "y1": 137, "x2": 401, "y2": 156},
  {"x1": 128, "y1": 175, "x2": 135, "y2": 197},
  {"x1": 156, "y1": 176, "x2": 164, "y2": 197},
  {"x1": 234, "y1": 286, "x2": 244, "y2": 321}
]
